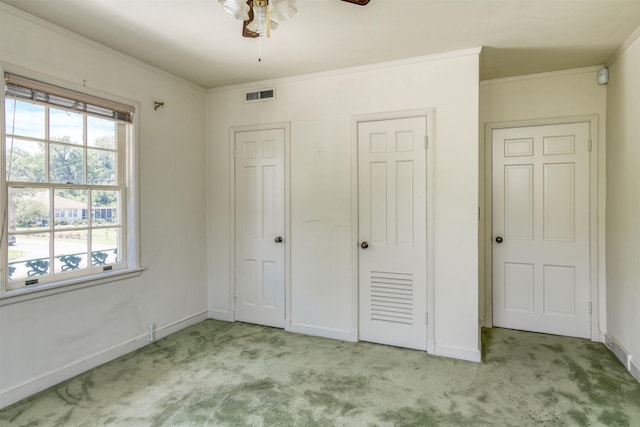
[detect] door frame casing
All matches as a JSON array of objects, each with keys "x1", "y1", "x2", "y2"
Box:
[
  {"x1": 351, "y1": 109, "x2": 435, "y2": 353},
  {"x1": 482, "y1": 115, "x2": 602, "y2": 341},
  {"x1": 228, "y1": 122, "x2": 292, "y2": 331}
]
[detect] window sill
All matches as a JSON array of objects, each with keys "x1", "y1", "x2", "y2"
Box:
[{"x1": 0, "y1": 267, "x2": 146, "y2": 307}]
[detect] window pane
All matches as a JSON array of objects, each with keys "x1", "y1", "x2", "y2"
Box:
[
  {"x1": 6, "y1": 139, "x2": 46, "y2": 182},
  {"x1": 4, "y1": 99, "x2": 45, "y2": 139},
  {"x1": 54, "y1": 189, "x2": 88, "y2": 228},
  {"x1": 8, "y1": 233, "x2": 19, "y2": 278},
  {"x1": 9, "y1": 187, "x2": 50, "y2": 231},
  {"x1": 91, "y1": 228, "x2": 119, "y2": 266},
  {"x1": 54, "y1": 230, "x2": 88, "y2": 273},
  {"x1": 87, "y1": 149, "x2": 117, "y2": 185},
  {"x1": 50, "y1": 108, "x2": 83, "y2": 145},
  {"x1": 92, "y1": 190, "x2": 119, "y2": 225},
  {"x1": 4, "y1": 77, "x2": 132, "y2": 289},
  {"x1": 87, "y1": 116, "x2": 116, "y2": 149},
  {"x1": 8, "y1": 233, "x2": 50, "y2": 281},
  {"x1": 50, "y1": 144, "x2": 84, "y2": 184}
]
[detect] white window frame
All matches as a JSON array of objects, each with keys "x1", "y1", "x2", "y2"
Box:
[{"x1": 0, "y1": 66, "x2": 143, "y2": 304}]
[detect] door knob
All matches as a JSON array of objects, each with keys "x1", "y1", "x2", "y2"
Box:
[
  {"x1": 360, "y1": 241, "x2": 369, "y2": 249},
  {"x1": 495, "y1": 236, "x2": 503, "y2": 244},
  {"x1": 274, "y1": 236, "x2": 283, "y2": 243}
]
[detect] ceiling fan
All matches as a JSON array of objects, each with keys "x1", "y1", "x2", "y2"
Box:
[{"x1": 220, "y1": 0, "x2": 371, "y2": 39}]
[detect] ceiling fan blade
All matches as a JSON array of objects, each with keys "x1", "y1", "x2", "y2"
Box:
[{"x1": 341, "y1": 0, "x2": 370, "y2": 5}]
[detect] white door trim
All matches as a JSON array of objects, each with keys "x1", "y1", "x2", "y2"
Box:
[
  {"x1": 482, "y1": 115, "x2": 601, "y2": 341},
  {"x1": 228, "y1": 122, "x2": 292, "y2": 331},
  {"x1": 351, "y1": 109, "x2": 435, "y2": 353}
]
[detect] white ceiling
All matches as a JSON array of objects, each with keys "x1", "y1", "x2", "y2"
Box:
[{"x1": 2, "y1": 0, "x2": 640, "y2": 89}]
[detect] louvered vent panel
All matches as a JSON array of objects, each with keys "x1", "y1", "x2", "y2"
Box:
[
  {"x1": 244, "y1": 88, "x2": 275, "y2": 102},
  {"x1": 370, "y1": 271, "x2": 413, "y2": 325}
]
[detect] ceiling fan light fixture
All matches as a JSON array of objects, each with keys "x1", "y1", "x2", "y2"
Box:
[
  {"x1": 220, "y1": 0, "x2": 368, "y2": 39},
  {"x1": 246, "y1": 5, "x2": 279, "y2": 37},
  {"x1": 220, "y1": 0, "x2": 297, "y2": 38},
  {"x1": 270, "y1": 0, "x2": 297, "y2": 23},
  {"x1": 220, "y1": 0, "x2": 249, "y2": 20}
]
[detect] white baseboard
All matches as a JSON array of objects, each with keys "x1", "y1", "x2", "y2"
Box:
[
  {"x1": 208, "y1": 309, "x2": 233, "y2": 322},
  {"x1": 0, "y1": 311, "x2": 208, "y2": 410},
  {"x1": 290, "y1": 322, "x2": 358, "y2": 342},
  {"x1": 631, "y1": 359, "x2": 640, "y2": 382},
  {"x1": 604, "y1": 334, "x2": 640, "y2": 383},
  {"x1": 605, "y1": 334, "x2": 631, "y2": 370},
  {"x1": 435, "y1": 343, "x2": 482, "y2": 363},
  {"x1": 155, "y1": 311, "x2": 209, "y2": 339}
]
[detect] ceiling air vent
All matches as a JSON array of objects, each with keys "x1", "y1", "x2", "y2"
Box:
[{"x1": 244, "y1": 88, "x2": 275, "y2": 103}]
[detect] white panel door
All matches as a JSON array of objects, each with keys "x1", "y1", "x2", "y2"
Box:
[
  {"x1": 358, "y1": 117, "x2": 427, "y2": 351},
  {"x1": 492, "y1": 122, "x2": 591, "y2": 338},
  {"x1": 235, "y1": 128, "x2": 285, "y2": 328}
]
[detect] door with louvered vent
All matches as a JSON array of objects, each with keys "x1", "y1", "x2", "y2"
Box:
[{"x1": 358, "y1": 117, "x2": 427, "y2": 351}]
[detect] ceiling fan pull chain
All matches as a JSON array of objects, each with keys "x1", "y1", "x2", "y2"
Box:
[{"x1": 258, "y1": 1, "x2": 263, "y2": 60}]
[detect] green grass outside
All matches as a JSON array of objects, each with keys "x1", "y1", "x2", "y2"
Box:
[{"x1": 8, "y1": 249, "x2": 22, "y2": 260}]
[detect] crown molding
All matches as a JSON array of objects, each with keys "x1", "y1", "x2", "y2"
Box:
[
  {"x1": 607, "y1": 24, "x2": 640, "y2": 67},
  {"x1": 208, "y1": 47, "x2": 482, "y2": 94},
  {"x1": 480, "y1": 65, "x2": 603, "y2": 86}
]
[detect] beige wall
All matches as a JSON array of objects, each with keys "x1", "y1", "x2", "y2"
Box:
[
  {"x1": 479, "y1": 68, "x2": 607, "y2": 335},
  {"x1": 207, "y1": 51, "x2": 482, "y2": 361},
  {"x1": 0, "y1": 5, "x2": 208, "y2": 407},
  {"x1": 606, "y1": 31, "x2": 640, "y2": 380}
]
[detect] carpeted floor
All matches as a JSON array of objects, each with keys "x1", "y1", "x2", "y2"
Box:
[{"x1": 1, "y1": 320, "x2": 639, "y2": 426}]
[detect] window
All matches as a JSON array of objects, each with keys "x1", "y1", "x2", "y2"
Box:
[{"x1": 2, "y1": 72, "x2": 139, "y2": 295}]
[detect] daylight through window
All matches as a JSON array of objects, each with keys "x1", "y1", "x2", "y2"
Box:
[{"x1": 2, "y1": 72, "x2": 137, "y2": 293}]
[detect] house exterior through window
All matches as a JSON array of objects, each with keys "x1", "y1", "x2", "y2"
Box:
[{"x1": 2, "y1": 72, "x2": 139, "y2": 295}]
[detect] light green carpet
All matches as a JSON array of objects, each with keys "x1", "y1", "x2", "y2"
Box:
[{"x1": 1, "y1": 320, "x2": 639, "y2": 426}]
